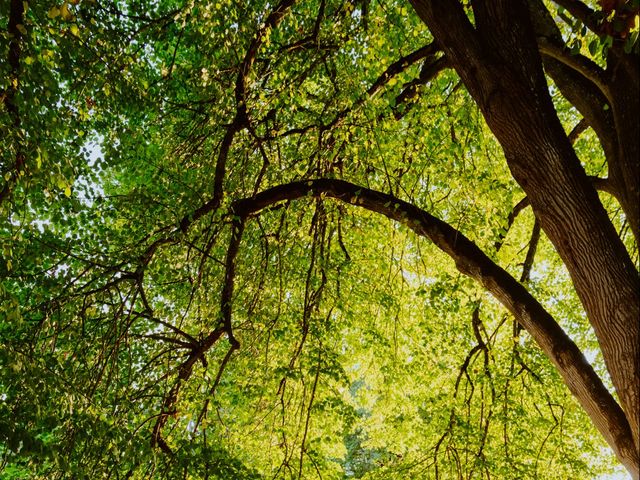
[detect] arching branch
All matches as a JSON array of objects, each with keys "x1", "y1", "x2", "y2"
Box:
[
  {"x1": 230, "y1": 178, "x2": 637, "y2": 471},
  {"x1": 537, "y1": 37, "x2": 611, "y2": 102}
]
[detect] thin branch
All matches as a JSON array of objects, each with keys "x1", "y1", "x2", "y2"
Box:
[
  {"x1": 551, "y1": 0, "x2": 600, "y2": 34},
  {"x1": 203, "y1": 0, "x2": 297, "y2": 214},
  {"x1": 220, "y1": 217, "x2": 244, "y2": 349},
  {"x1": 520, "y1": 219, "x2": 541, "y2": 284},
  {"x1": 367, "y1": 42, "x2": 442, "y2": 97},
  {"x1": 393, "y1": 56, "x2": 449, "y2": 119},
  {"x1": 568, "y1": 117, "x2": 589, "y2": 144},
  {"x1": 494, "y1": 197, "x2": 531, "y2": 251},
  {"x1": 494, "y1": 175, "x2": 614, "y2": 253}
]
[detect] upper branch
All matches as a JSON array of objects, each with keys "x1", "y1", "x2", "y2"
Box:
[
  {"x1": 527, "y1": 0, "x2": 617, "y2": 161},
  {"x1": 235, "y1": 0, "x2": 297, "y2": 118},
  {"x1": 211, "y1": 0, "x2": 297, "y2": 209},
  {"x1": 551, "y1": 0, "x2": 600, "y2": 34},
  {"x1": 537, "y1": 37, "x2": 611, "y2": 102},
  {"x1": 367, "y1": 42, "x2": 442, "y2": 97}
]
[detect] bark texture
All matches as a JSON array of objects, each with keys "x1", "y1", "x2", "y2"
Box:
[{"x1": 408, "y1": 0, "x2": 639, "y2": 475}]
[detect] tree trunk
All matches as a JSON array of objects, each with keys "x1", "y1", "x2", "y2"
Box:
[{"x1": 408, "y1": 0, "x2": 640, "y2": 475}]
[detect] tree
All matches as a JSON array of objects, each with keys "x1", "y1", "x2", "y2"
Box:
[{"x1": 0, "y1": 0, "x2": 638, "y2": 478}]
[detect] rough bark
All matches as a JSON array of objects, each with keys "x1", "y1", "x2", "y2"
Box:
[
  {"x1": 408, "y1": 0, "x2": 639, "y2": 475},
  {"x1": 607, "y1": 48, "x2": 640, "y2": 242},
  {"x1": 529, "y1": 0, "x2": 640, "y2": 242},
  {"x1": 528, "y1": 0, "x2": 617, "y2": 163}
]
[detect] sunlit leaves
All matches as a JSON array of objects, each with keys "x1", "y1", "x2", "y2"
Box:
[{"x1": 0, "y1": 0, "x2": 628, "y2": 478}]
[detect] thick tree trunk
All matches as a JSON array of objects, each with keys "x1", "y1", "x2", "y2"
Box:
[
  {"x1": 408, "y1": 0, "x2": 640, "y2": 475},
  {"x1": 528, "y1": 0, "x2": 639, "y2": 242},
  {"x1": 608, "y1": 53, "x2": 640, "y2": 242}
]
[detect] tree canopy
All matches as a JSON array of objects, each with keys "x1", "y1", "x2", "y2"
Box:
[{"x1": 1, "y1": 0, "x2": 638, "y2": 478}]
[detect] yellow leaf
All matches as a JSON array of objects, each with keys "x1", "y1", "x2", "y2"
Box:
[
  {"x1": 70, "y1": 24, "x2": 79, "y2": 37},
  {"x1": 16, "y1": 24, "x2": 27, "y2": 35},
  {"x1": 48, "y1": 6, "x2": 60, "y2": 18},
  {"x1": 61, "y1": 3, "x2": 73, "y2": 21},
  {"x1": 64, "y1": 185, "x2": 72, "y2": 197}
]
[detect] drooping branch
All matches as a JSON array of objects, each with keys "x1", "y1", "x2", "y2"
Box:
[
  {"x1": 208, "y1": 0, "x2": 297, "y2": 210},
  {"x1": 520, "y1": 219, "x2": 541, "y2": 283},
  {"x1": 230, "y1": 178, "x2": 638, "y2": 474},
  {"x1": 220, "y1": 217, "x2": 244, "y2": 349},
  {"x1": 151, "y1": 219, "x2": 244, "y2": 451}
]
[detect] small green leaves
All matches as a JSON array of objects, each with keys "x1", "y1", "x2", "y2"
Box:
[{"x1": 0, "y1": 1, "x2": 630, "y2": 479}]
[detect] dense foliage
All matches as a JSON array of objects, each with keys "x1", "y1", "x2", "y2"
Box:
[{"x1": 1, "y1": 0, "x2": 637, "y2": 478}]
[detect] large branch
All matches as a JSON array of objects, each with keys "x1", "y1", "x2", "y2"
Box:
[
  {"x1": 536, "y1": 38, "x2": 610, "y2": 100},
  {"x1": 527, "y1": 0, "x2": 617, "y2": 162},
  {"x1": 529, "y1": 0, "x2": 639, "y2": 242},
  {"x1": 229, "y1": 178, "x2": 638, "y2": 473}
]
